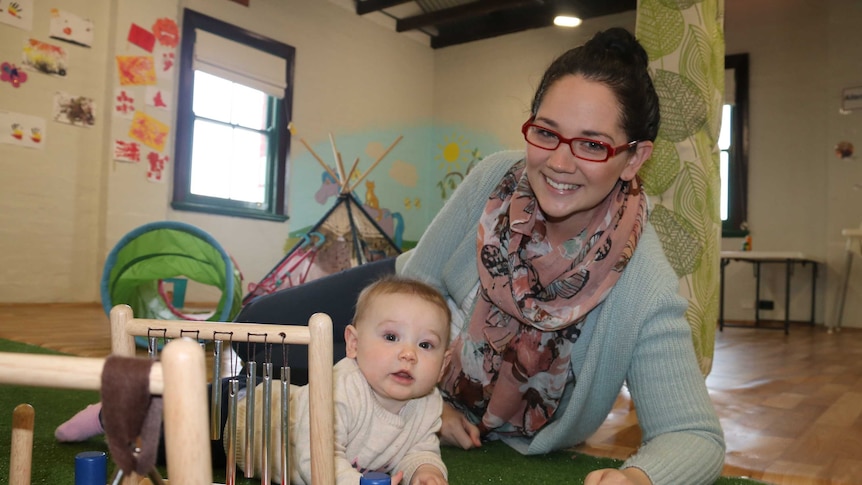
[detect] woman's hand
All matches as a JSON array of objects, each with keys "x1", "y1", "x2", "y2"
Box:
[
  {"x1": 439, "y1": 402, "x2": 481, "y2": 449},
  {"x1": 584, "y1": 467, "x2": 651, "y2": 485}
]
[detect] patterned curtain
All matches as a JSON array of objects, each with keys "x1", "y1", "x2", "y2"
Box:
[{"x1": 636, "y1": 0, "x2": 725, "y2": 376}]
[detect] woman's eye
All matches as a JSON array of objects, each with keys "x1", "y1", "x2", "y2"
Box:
[
  {"x1": 535, "y1": 128, "x2": 558, "y2": 141},
  {"x1": 578, "y1": 140, "x2": 606, "y2": 153}
]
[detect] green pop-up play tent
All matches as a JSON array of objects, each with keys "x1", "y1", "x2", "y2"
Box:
[{"x1": 101, "y1": 221, "x2": 243, "y2": 347}]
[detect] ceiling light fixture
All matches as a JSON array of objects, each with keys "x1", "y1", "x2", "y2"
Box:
[{"x1": 553, "y1": 15, "x2": 582, "y2": 27}]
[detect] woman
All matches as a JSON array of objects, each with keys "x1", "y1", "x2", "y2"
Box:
[{"x1": 397, "y1": 28, "x2": 725, "y2": 485}]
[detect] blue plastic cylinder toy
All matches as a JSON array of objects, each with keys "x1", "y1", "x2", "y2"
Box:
[
  {"x1": 75, "y1": 451, "x2": 107, "y2": 485},
  {"x1": 360, "y1": 471, "x2": 391, "y2": 484}
]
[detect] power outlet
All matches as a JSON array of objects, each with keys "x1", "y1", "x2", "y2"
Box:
[{"x1": 757, "y1": 300, "x2": 775, "y2": 310}]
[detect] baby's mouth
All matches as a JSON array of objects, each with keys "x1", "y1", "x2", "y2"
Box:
[{"x1": 392, "y1": 370, "x2": 414, "y2": 382}]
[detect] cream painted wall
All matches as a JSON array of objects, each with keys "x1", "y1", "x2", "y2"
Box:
[
  {"x1": 0, "y1": 0, "x2": 112, "y2": 302},
  {"x1": 1, "y1": 0, "x2": 434, "y2": 303}
]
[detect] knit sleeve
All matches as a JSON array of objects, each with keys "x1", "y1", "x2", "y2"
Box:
[
  {"x1": 618, "y1": 237, "x2": 725, "y2": 484},
  {"x1": 393, "y1": 394, "x2": 448, "y2": 483}
]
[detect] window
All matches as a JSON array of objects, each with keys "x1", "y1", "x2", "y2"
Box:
[
  {"x1": 722, "y1": 54, "x2": 749, "y2": 237},
  {"x1": 173, "y1": 9, "x2": 295, "y2": 221}
]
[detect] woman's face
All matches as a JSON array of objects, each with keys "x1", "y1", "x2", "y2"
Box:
[{"x1": 526, "y1": 74, "x2": 653, "y2": 241}]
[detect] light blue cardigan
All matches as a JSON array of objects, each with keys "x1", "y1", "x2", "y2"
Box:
[{"x1": 397, "y1": 150, "x2": 725, "y2": 485}]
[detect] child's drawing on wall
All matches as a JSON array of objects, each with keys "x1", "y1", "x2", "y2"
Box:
[
  {"x1": 22, "y1": 38, "x2": 67, "y2": 76},
  {"x1": 116, "y1": 55, "x2": 156, "y2": 85},
  {"x1": 53, "y1": 92, "x2": 96, "y2": 127},
  {"x1": 128, "y1": 111, "x2": 169, "y2": 151},
  {"x1": 0, "y1": 111, "x2": 45, "y2": 149},
  {"x1": 49, "y1": 9, "x2": 94, "y2": 48},
  {"x1": 0, "y1": 0, "x2": 33, "y2": 31}
]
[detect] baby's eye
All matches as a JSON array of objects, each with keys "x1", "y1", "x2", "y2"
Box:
[
  {"x1": 419, "y1": 342, "x2": 434, "y2": 350},
  {"x1": 383, "y1": 333, "x2": 397, "y2": 342}
]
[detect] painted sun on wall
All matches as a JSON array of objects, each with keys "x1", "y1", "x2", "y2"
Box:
[{"x1": 435, "y1": 133, "x2": 481, "y2": 199}]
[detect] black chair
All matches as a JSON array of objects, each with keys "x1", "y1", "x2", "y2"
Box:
[{"x1": 232, "y1": 256, "x2": 397, "y2": 384}]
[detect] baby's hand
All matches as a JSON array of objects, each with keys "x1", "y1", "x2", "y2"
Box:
[
  {"x1": 409, "y1": 464, "x2": 448, "y2": 485},
  {"x1": 390, "y1": 471, "x2": 404, "y2": 485}
]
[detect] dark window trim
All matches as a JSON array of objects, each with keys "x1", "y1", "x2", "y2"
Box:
[
  {"x1": 723, "y1": 53, "x2": 749, "y2": 238},
  {"x1": 172, "y1": 9, "x2": 295, "y2": 222}
]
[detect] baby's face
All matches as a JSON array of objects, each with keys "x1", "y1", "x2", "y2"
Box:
[{"x1": 345, "y1": 292, "x2": 450, "y2": 414}]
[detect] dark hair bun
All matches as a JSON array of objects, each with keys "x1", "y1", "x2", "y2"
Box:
[{"x1": 587, "y1": 27, "x2": 649, "y2": 69}]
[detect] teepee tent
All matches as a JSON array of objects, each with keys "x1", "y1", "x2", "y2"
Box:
[{"x1": 243, "y1": 134, "x2": 402, "y2": 305}]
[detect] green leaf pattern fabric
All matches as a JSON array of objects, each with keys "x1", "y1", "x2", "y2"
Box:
[{"x1": 637, "y1": 0, "x2": 724, "y2": 375}]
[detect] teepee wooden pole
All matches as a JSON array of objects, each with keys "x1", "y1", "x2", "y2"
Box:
[
  {"x1": 299, "y1": 138, "x2": 340, "y2": 184},
  {"x1": 328, "y1": 133, "x2": 348, "y2": 191},
  {"x1": 342, "y1": 157, "x2": 361, "y2": 194},
  {"x1": 348, "y1": 135, "x2": 403, "y2": 193}
]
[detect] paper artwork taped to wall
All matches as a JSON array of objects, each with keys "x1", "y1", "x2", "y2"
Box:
[
  {"x1": 146, "y1": 151, "x2": 169, "y2": 182},
  {"x1": 157, "y1": 49, "x2": 175, "y2": 80},
  {"x1": 0, "y1": 111, "x2": 45, "y2": 149},
  {"x1": 22, "y1": 39, "x2": 68, "y2": 76},
  {"x1": 114, "y1": 140, "x2": 141, "y2": 163},
  {"x1": 116, "y1": 55, "x2": 156, "y2": 85},
  {"x1": 49, "y1": 9, "x2": 94, "y2": 48},
  {"x1": 129, "y1": 111, "x2": 169, "y2": 151},
  {"x1": 53, "y1": 92, "x2": 96, "y2": 127},
  {"x1": 151, "y1": 18, "x2": 179, "y2": 48},
  {"x1": 127, "y1": 23, "x2": 156, "y2": 52},
  {"x1": 114, "y1": 88, "x2": 136, "y2": 119},
  {"x1": 1, "y1": 62, "x2": 27, "y2": 87},
  {"x1": 146, "y1": 86, "x2": 171, "y2": 110},
  {"x1": 0, "y1": 0, "x2": 33, "y2": 31}
]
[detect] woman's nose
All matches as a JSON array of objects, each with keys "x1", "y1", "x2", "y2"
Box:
[{"x1": 547, "y1": 144, "x2": 578, "y2": 173}]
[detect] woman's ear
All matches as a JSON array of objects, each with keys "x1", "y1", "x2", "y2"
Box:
[
  {"x1": 344, "y1": 324, "x2": 359, "y2": 359},
  {"x1": 620, "y1": 140, "x2": 654, "y2": 181}
]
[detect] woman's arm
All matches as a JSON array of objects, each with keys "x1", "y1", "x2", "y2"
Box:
[{"x1": 620, "y1": 274, "x2": 725, "y2": 484}]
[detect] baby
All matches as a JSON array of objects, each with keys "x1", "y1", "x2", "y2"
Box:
[{"x1": 235, "y1": 275, "x2": 452, "y2": 484}]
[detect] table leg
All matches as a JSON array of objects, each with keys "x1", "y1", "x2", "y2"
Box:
[
  {"x1": 833, "y1": 248, "x2": 854, "y2": 332},
  {"x1": 719, "y1": 258, "x2": 728, "y2": 331},
  {"x1": 754, "y1": 261, "x2": 762, "y2": 325},
  {"x1": 810, "y1": 262, "x2": 817, "y2": 326},
  {"x1": 784, "y1": 260, "x2": 791, "y2": 335}
]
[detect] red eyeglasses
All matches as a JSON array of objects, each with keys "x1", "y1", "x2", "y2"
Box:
[{"x1": 521, "y1": 120, "x2": 638, "y2": 162}]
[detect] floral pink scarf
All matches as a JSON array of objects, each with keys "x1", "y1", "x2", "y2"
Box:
[{"x1": 440, "y1": 159, "x2": 647, "y2": 437}]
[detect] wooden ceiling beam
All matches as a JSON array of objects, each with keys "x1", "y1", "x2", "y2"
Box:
[
  {"x1": 396, "y1": 0, "x2": 541, "y2": 33},
  {"x1": 356, "y1": 0, "x2": 413, "y2": 16}
]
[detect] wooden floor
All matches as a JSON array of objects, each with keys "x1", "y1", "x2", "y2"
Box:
[{"x1": 2, "y1": 303, "x2": 861, "y2": 485}]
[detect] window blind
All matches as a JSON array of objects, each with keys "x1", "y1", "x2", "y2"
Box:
[{"x1": 193, "y1": 28, "x2": 287, "y2": 98}]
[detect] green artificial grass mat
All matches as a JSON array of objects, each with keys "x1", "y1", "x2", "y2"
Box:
[{"x1": 0, "y1": 338, "x2": 763, "y2": 484}]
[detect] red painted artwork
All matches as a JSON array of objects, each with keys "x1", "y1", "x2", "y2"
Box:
[
  {"x1": 116, "y1": 55, "x2": 156, "y2": 85},
  {"x1": 147, "y1": 151, "x2": 169, "y2": 181},
  {"x1": 128, "y1": 111, "x2": 169, "y2": 151},
  {"x1": 128, "y1": 23, "x2": 156, "y2": 52},
  {"x1": 151, "y1": 18, "x2": 179, "y2": 48},
  {"x1": 114, "y1": 140, "x2": 141, "y2": 163},
  {"x1": 115, "y1": 90, "x2": 135, "y2": 115}
]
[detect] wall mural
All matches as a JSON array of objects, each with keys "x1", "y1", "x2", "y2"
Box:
[{"x1": 287, "y1": 126, "x2": 503, "y2": 252}]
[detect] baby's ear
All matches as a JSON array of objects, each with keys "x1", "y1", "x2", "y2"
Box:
[
  {"x1": 438, "y1": 348, "x2": 453, "y2": 382},
  {"x1": 344, "y1": 324, "x2": 359, "y2": 358}
]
